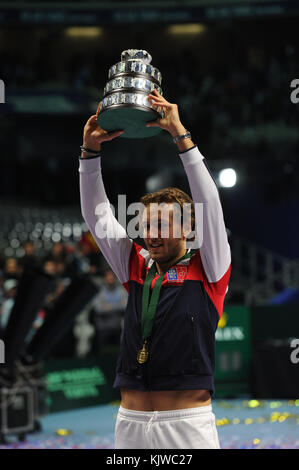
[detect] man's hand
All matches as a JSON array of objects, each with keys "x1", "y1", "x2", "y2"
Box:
[
  {"x1": 146, "y1": 89, "x2": 194, "y2": 151},
  {"x1": 146, "y1": 89, "x2": 187, "y2": 137},
  {"x1": 82, "y1": 102, "x2": 124, "y2": 154}
]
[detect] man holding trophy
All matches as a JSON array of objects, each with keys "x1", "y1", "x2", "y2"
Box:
[{"x1": 79, "y1": 50, "x2": 231, "y2": 449}]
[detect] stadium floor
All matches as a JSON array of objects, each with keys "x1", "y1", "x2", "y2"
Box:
[{"x1": 1, "y1": 399, "x2": 298, "y2": 449}]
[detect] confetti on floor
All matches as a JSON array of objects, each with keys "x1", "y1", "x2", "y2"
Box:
[{"x1": 0, "y1": 399, "x2": 298, "y2": 449}]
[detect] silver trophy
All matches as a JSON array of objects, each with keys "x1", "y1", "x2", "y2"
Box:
[{"x1": 97, "y1": 49, "x2": 164, "y2": 138}]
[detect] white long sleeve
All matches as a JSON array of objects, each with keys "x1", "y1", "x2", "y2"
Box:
[
  {"x1": 79, "y1": 156, "x2": 133, "y2": 284},
  {"x1": 179, "y1": 146, "x2": 231, "y2": 283}
]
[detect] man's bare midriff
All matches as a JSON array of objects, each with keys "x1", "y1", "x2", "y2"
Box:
[{"x1": 120, "y1": 388, "x2": 211, "y2": 412}]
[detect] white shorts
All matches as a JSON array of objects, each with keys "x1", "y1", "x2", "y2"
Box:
[{"x1": 114, "y1": 404, "x2": 220, "y2": 449}]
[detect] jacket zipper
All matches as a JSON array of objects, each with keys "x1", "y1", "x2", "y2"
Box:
[{"x1": 190, "y1": 314, "x2": 196, "y2": 358}]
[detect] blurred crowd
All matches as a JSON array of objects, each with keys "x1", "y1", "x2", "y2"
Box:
[
  {"x1": 0, "y1": 238, "x2": 128, "y2": 357},
  {"x1": 1, "y1": 25, "x2": 299, "y2": 208},
  {"x1": 3, "y1": 35, "x2": 298, "y2": 135}
]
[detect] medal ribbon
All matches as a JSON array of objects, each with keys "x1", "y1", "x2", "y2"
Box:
[{"x1": 141, "y1": 250, "x2": 191, "y2": 342}]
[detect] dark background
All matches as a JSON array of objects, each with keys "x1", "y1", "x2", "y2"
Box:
[{"x1": 0, "y1": 2, "x2": 298, "y2": 259}]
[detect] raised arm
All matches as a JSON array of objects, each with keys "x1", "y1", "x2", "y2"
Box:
[
  {"x1": 146, "y1": 89, "x2": 231, "y2": 283},
  {"x1": 179, "y1": 147, "x2": 231, "y2": 282},
  {"x1": 79, "y1": 110, "x2": 133, "y2": 284}
]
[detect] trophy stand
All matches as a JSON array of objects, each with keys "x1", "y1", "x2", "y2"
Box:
[{"x1": 97, "y1": 49, "x2": 164, "y2": 139}]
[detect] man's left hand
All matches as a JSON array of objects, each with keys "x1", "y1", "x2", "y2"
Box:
[{"x1": 146, "y1": 89, "x2": 187, "y2": 137}]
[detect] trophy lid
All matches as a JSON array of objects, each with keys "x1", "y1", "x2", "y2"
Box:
[{"x1": 121, "y1": 49, "x2": 152, "y2": 65}]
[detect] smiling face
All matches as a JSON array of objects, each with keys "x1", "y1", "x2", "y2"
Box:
[{"x1": 141, "y1": 203, "x2": 187, "y2": 270}]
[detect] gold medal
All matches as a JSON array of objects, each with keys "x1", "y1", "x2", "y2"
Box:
[{"x1": 137, "y1": 341, "x2": 148, "y2": 364}]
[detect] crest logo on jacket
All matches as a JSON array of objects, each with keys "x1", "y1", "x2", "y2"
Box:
[{"x1": 167, "y1": 266, "x2": 188, "y2": 282}]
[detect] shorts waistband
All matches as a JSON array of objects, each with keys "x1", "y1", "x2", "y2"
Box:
[{"x1": 118, "y1": 404, "x2": 213, "y2": 422}]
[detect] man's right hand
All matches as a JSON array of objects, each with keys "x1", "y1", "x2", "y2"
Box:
[{"x1": 82, "y1": 102, "x2": 124, "y2": 156}]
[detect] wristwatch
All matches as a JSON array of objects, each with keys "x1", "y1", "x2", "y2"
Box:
[{"x1": 173, "y1": 131, "x2": 192, "y2": 144}]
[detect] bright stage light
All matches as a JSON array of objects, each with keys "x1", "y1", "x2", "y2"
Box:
[{"x1": 218, "y1": 168, "x2": 237, "y2": 188}]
